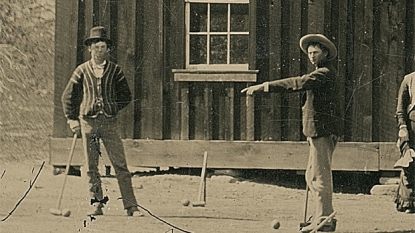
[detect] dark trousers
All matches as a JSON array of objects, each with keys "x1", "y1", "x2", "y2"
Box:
[
  {"x1": 395, "y1": 120, "x2": 415, "y2": 212},
  {"x1": 80, "y1": 115, "x2": 137, "y2": 209}
]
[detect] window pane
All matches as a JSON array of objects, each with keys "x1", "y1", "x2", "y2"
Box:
[
  {"x1": 230, "y1": 4, "x2": 249, "y2": 32},
  {"x1": 230, "y1": 35, "x2": 248, "y2": 64},
  {"x1": 210, "y1": 35, "x2": 227, "y2": 64},
  {"x1": 210, "y1": 4, "x2": 228, "y2": 32},
  {"x1": 190, "y1": 3, "x2": 207, "y2": 32},
  {"x1": 190, "y1": 35, "x2": 207, "y2": 64}
]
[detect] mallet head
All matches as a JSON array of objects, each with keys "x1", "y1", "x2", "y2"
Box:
[
  {"x1": 192, "y1": 201, "x2": 205, "y2": 207},
  {"x1": 49, "y1": 208, "x2": 62, "y2": 216}
]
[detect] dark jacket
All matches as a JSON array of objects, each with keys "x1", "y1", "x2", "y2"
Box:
[
  {"x1": 396, "y1": 72, "x2": 415, "y2": 128},
  {"x1": 267, "y1": 62, "x2": 342, "y2": 138},
  {"x1": 61, "y1": 60, "x2": 132, "y2": 120}
]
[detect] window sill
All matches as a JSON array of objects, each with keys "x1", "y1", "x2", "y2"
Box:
[{"x1": 172, "y1": 69, "x2": 258, "y2": 82}]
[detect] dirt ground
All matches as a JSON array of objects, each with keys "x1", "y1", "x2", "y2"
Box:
[
  {"x1": 0, "y1": 2, "x2": 414, "y2": 232},
  {"x1": 1, "y1": 161, "x2": 414, "y2": 233}
]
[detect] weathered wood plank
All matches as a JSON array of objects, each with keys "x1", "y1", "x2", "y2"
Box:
[
  {"x1": 167, "y1": 0, "x2": 186, "y2": 140},
  {"x1": 217, "y1": 84, "x2": 226, "y2": 140},
  {"x1": 193, "y1": 83, "x2": 208, "y2": 139},
  {"x1": 116, "y1": 1, "x2": 137, "y2": 139},
  {"x1": 285, "y1": 0, "x2": 303, "y2": 141},
  {"x1": 224, "y1": 83, "x2": 235, "y2": 140},
  {"x1": 204, "y1": 84, "x2": 213, "y2": 140},
  {"x1": 97, "y1": 0, "x2": 117, "y2": 60},
  {"x1": 246, "y1": 95, "x2": 255, "y2": 141},
  {"x1": 264, "y1": 0, "x2": 283, "y2": 141},
  {"x1": 253, "y1": 0, "x2": 267, "y2": 141},
  {"x1": 50, "y1": 138, "x2": 384, "y2": 171},
  {"x1": 173, "y1": 72, "x2": 257, "y2": 82},
  {"x1": 308, "y1": 0, "x2": 324, "y2": 34},
  {"x1": 180, "y1": 83, "x2": 190, "y2": 140},
  {"x1": 83, "y1": 0, "x2": 94, "y2": 60},
  {"x1": 333, "y1": 0, "x2": 347, "y2": 139},
  {"x1": 239, "y1": 86, "x2": 248, "y2": 140},
  {"x1": 350, "y1": 0, "x2": 373, "y2": 142},
  {"x1": 249, "y1": 0, "x2": 257, "y2": 70},
  {"x1": 378, "y1": 142, "x2": 400, "y2": 171},
  {"x1": 374, "y1": 0, "x2": 406, "y2": 142},
  {"x1": 408, "y1": 1, "x2": 415, "y2": 73},
  {"x1": 138, "y1": 0, "x2": 164, "y2": 139},
  {"x1": 53, "y1": 0, "x2": 80, "y2": 138}
]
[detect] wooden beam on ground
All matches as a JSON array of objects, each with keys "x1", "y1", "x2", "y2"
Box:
[{"x1": 50, "y1": 138, "x2": 392, "y2": 172}]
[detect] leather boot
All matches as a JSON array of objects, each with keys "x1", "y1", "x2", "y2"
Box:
[
  {"x1": 87, "y1": 203, "x2": 104, "y2": 216},
  {"x1": 126, "y1": 206, "x2": 144, "y2": 217}
]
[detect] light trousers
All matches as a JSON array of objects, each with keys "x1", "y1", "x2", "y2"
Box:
[
  {"x1": 305, "y1": 135, "x2": 338, "y2": 221},
  {"x1": 80, "y1": 115, "x2": 137, "y2": 209}
]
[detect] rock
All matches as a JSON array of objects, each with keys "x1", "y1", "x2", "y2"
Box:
[
  {"x1": 370, "y1": 185, "x2": 398, "y2": 196},
  {"x1": 379, "y1": 177, "x2": 399, "y2": 185},
  {"x1": 210, "y1": 175, "x2": 243, "y2": 183}
]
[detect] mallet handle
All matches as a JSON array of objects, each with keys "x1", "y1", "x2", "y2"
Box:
[
  {"x1": 303, "y1": 186, "x2": 309, "y2": 223},
  {"x1": 56, "y1": 133, "x2": 77, "y2": 209},
  {"x1": 197, "y1": 151, "x2": 208, "y2": 202}
]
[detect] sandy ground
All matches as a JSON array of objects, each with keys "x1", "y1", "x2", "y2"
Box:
[
  {"x1": 2, "y1": 1, "x2": 414, "y2": 232},
  {"x1": 1, "y1": 161, "x2": 415, "y2": 233}
]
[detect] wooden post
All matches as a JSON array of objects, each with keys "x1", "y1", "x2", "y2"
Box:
[
  {"x1": 225, "y1": 83, "x2": 235, "y2": 141},
  {"x1": 181, "y1": 82, "x2": 190, "y2": 140},
  {"x1": 246, "y1": 95, "x2": 254, "y2": 141},
  {"x1": 193, "y1": 151, "x2": 208, "y2": 207},
  {"x1": 204, "y1": 83, "x2": 213, "y2": 140}
]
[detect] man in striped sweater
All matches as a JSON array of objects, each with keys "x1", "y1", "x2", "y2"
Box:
[{"x1": 61, "y1": 26, "x2": 143, "y2": 217}]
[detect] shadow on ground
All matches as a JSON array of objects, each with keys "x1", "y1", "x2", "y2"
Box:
[{"x1": 129, "y1": 167, "x2": 382, "y2": 194}]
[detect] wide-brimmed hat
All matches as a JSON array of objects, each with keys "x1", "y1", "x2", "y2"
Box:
[
  {"x1": 299, "y1": 34, "x2": 337, "y2": 61},
  {"x1": 84, "y1": 26, "x2": 112, "y2": 47}
]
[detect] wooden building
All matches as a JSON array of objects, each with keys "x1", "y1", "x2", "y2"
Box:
[{"x1": 51, "y1": 0, "x2": 414, "y2": 174}]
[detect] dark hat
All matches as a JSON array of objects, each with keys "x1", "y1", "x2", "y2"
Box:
[
  {"x1": 299, "y1": 34, "x2": 337, "y2": 61},
  {"x1": 84, "y1": 26, "x2": 112, "y2": 47}
]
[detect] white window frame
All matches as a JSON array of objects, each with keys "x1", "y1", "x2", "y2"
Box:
[{"x1": 185, "y1": 0, "x2": 250, "y2": 71}]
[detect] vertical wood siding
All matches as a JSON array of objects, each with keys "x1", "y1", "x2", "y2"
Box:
[
  {"x1": 53, "y1": 0, "x2": 80, "y2": 137},
  {"x1": 53, "y1": 0, "x2": 414, "y2": 143}
]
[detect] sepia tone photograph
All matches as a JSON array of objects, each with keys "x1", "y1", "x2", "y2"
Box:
[{"x1": 1, "y1": 0, "x2": 415, "y2": 232}]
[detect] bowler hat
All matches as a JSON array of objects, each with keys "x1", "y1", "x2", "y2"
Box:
[
  {"x1": 84, "y1": 26, "x2": 112, "y2": 47},
  {"x1": 299, "y1": 34, "x2": 337, "y2": 61}
]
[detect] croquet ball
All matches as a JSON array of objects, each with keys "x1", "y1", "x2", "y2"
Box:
[
  {"x1": 181, "y1": 199, "x2": 190, "y2": 206},
  {"x1": 271, "y1": 219, "x2": 280, "y2": 229},
  {"x1": 62, "y1": 209, "x2": 71, "y2": 217},
  {"x1": 52, "y1": 167, "x2": 63, "y2": 176}
]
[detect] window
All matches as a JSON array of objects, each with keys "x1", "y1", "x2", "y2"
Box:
[{"x1": 185, "y1": 0, "x2": 250, "y2": 70}]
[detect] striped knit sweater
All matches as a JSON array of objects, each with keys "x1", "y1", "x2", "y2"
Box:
[{"x1": 61, "y1": 60, "x2": 132, "y2": 120}]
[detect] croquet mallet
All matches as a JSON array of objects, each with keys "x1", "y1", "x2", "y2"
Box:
[
  {"x1": 49, "y1": 133, "x2": 77, "y2": 217},
  {"x1": 300, "y1": 185, "x2": 311, "y2": 228},
  {"x1": 310, "y1": 211, "x2": 336, "y2": 233},
  {"x1": 192, "y1": 151, "x2": 208, "y2": 207}
]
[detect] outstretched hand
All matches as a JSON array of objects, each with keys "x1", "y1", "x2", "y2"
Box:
[{"x1": 241, "y1": 84, "x2": 264, "y2": 95}]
